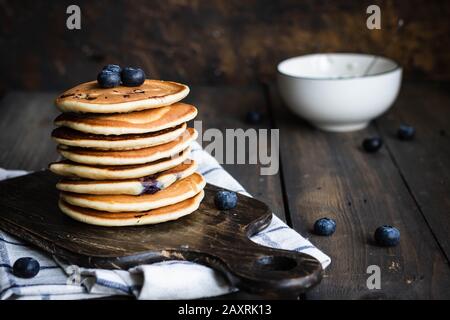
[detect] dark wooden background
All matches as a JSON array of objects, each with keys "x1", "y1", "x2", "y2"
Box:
[{"x1": 1, "y1": 0, "x2": 450, "y2": 94}]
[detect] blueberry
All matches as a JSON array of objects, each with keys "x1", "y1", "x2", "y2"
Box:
[
  {"x1": 97, "y1": 70, "x2": 121, "y2": 88},
  {"x1": 121, "y1": 67, "x2": 146, "y2": 87},
  {"x1": 313, "y1": 217, "x2": 336, "y2": 236},
  {"x1": 214, "y1": 190, "x2": 238, "y2": 210},
  {"x1": 397, "y1": 124, "x2": 415, "y2": 140},
  {"x1": 141, "y1": 178, "x2": 161, "y2": 194},
  {"x1": 102, "y1": 64, "x2": 121, "y2": 74},
  {"x1": 12, "y1": 257, "x2": 40, "y2": 279},
  {"x1": 362, "y1": 137, "x2": 383, "y2": 153},
  {"x1": 374, "y1": 225, "x2": 400, "y2": 247},
  {"x1": 245, "y1": 111, "x2": 262, "y2": 124}
]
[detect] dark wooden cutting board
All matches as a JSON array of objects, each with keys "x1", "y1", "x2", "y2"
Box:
[{"x1": 0, "y1": 170, "x2": 322, "y2": 295}]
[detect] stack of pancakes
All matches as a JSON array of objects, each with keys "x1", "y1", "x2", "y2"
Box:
[{"x1": 49, "y1": 80, "x2": 206, "y2": 227}]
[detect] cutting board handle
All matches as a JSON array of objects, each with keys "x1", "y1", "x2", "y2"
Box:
[{"x1": 197, "y1": 239, "x2": 323, "y2": 296}]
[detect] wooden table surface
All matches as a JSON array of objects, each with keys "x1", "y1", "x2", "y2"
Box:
[{"x1": 0, "y1": 81, "x2": 449, "y2": 299}]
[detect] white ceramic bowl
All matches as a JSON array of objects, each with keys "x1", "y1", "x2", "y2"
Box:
[{"x1": 277, "y1": 53, "x2": 402, "y2": 132}]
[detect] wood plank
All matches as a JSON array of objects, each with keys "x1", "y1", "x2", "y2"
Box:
[
  {"x1": 0, "y1": 92, "x2": 60, "y2": 171},
  {"x1": 187, "y1": 86, "x2": 287, "y2": 222},
  {"x1": 268, "y1": 84, "x2": 450, "y2": 299},
  {"x1": 376, "y1": 82, "x2": 450, "y2": 260},
  {"x1": 2, "y1": 1, "x2": 450, "y2": 91}
]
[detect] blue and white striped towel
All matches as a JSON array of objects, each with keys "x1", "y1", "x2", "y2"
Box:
[{"x1": 0, "y1": 142, "x2": 330, "y2": 300}]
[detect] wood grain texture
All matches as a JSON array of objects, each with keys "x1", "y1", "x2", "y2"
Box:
[
  {"x1": 376, "y1": 82, "x2": 450, "y2": 261},
  {"x1": 0, "y1": 92, "x2": 60, "y2": 171},
  {"x1": 1, "y1": 0, "x2": 450, "y2": 95},
  {"x1": 0, "y1": 170, "x2": 322, "y2": 296},
  {"x1": 268, "y1": 84, "x2": 450, "y2": 299}
]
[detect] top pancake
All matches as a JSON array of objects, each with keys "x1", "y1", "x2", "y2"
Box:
[{"x1": 55, "y1": 80, "x2": 190, "y2": 113}]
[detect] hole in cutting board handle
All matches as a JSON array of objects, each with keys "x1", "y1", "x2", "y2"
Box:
[
  {"x1": 220, "y1": 247, "x2": 323, "y2": 294},
  {"x1": 256, "y1": 255, "x2": 298, "y2": 271}
]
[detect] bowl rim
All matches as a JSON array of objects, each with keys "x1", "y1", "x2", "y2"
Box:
[{"x1": 277, "y1": 53, "x2": 401, "y2": 81}]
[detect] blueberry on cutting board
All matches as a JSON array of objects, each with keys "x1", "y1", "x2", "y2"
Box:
[
  {"x1": 374, "y1": 225, "x2": 400, "y2": 247},
  {"x1": 214, "y1": 190, "x2": 238, "y2": 210},
  {"x1": 314, "y1": 218, "x2": 336, "y2": 236},
  {"x1": 12, "y1": 257, "x2": 40, "y2": 279}
]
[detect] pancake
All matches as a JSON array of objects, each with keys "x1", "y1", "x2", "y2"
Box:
[
  {"x1": 49, "y1": 148, "x2": 191, "y2": 180},
  {"x1": 55, "y1": 80, "x2": 190, "y2": 113},
  {"x1": 52, "y1": 123, "x2": 187, "y2": 150},
  {"x1": 58, "y1": 190, "x2": 204, "y2": 226},
  {"x1": 54, "y1": 102, "x2": 197, "y2": 135},
  {"x1": 56, "y1": 160, "x2": 197, "y2": 195},
  {"x1": 58, "y1": 128, "x2": 197, "y2": 166},
  {"x1": 60, "y1": 173, "x2": 206, "y2": 212}
]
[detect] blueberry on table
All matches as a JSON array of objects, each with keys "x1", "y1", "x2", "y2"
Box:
[
  {"x1": 121, "y1": 67, "x2": 146, "y2": 87},
  {"x1": 397, "y1": 124, "x2": 415, "y2": 140},
  {"x1": 214, "y1": 190, "x2": 238, "y2": 210},
  {"x1": 374, "y1": 225, "x2": 400, "y2": 247},
  {"x1": 362, "y1": 137, "x2": 383, "y2": 153},
  {"x1": 102, "y1": 64, "x2": 122, "y2": 74},
  {"x1": 12, "y1": 257, "x2": 40, "y2": 279},
  {"x1": 313, "y1": 218, "x2": 336, "y2": 236},
  {"x1": 97, "y1": 70, "x2": 121, "y2": 88},
  {"x1": 245, "y1": 111, "x2": 262, "y2": 124}
]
